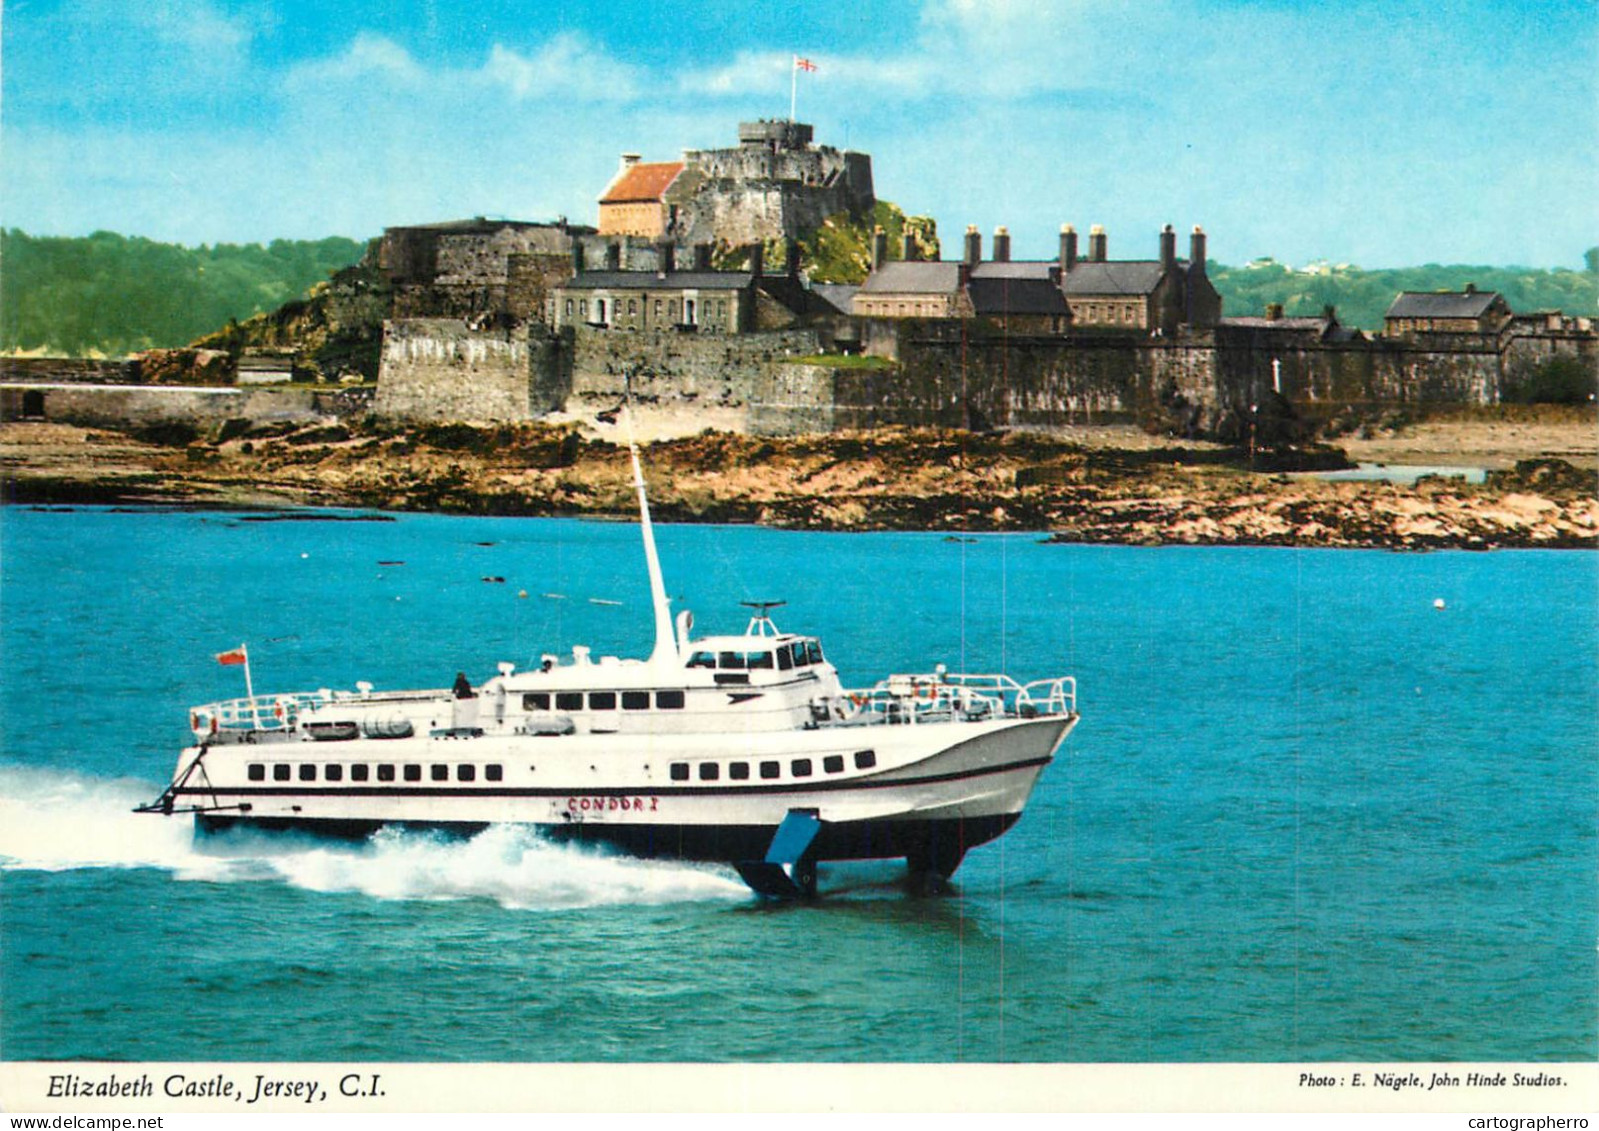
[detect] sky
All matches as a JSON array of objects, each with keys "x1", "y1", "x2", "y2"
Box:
[{"x1": 2, "y1": 0, "x2": 1595, "y2": 269}]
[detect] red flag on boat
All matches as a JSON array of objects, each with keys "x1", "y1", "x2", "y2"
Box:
[
  {"x1": 795, "y1": 56, "x2": 817, "y2": 71},
  {"x1": 216, "y1": 646, "x2": 247, "y2": 666}
]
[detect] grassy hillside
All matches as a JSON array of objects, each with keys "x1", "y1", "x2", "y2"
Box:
[
  {"x1": 0, "y1": 229, "x2": 368, "y2": 357},
  {"x1": 1211, "y1": 257, "x2": 1598, "y2": 330}
]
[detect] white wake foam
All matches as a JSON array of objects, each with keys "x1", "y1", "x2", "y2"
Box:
[{"x1": 0, "y1": 765, "x2": 747, "y2": 909}]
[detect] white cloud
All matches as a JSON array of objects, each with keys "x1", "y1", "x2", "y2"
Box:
[
  {"x1": 483, "y1": 34, "x2": 641, "y2": 102},
  {"x1": 283, "y1": 33, "x2": 428, "y2": 91}
]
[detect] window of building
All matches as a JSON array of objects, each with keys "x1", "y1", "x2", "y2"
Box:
[
  {"x1": 824, "y1": 755, "x2": 845, "y2": 774},
  {"x1": 791, "y1": 758, "x2": 813, "y2": 778},
  {"x1": 854, "y1": 750, "x2": 877, "y2": 770},
  {"x1": 729, "y1": 762, "x2": 750, "y2": 780},
  {"x1": 628, "y1": 299, "x2": 637, "y2": 315},
  {"x1": 378, "y1": 765, "x2": 396, "y2": 782},
  {"x1": 670, "y1": 763, "x2": 690, "y2": 781},
  {"x1": 580, "y1": 300, "x2": 588, "y2": 318},
  {"x1": 565, "y1": 299, "x2": 573, "y2": 316},
  {"x1": 656, "y1": 690, "x2": 685, "y2": 709},
  {"x1": 404, "y1": 764, "x2": 422, "y2": 783},
  {"x1": 699, "y1": 763, "x2": 719, "y2": 781},
  {"x1": 589, "y1": 692, "x2": 617, "y2": 711},
  {"x1": 325, "y1": 764, "x2": 344, "y2": 782},
  {"x1": 684, "y1": 299, "x2": 696, "y2": 324},
  {"x1": 248, "y1": 764, "x2": 265, "y2": 782},
  {"x1": 622, "y1": 691, "x2": 650, "y2": 710},
  {"x1": 596, "y1": 299, "x2": 608, "y2": 323},
  {"x1": 555, "y1": 692, "x2": 583, "y2": 711},
  {"x1": 760, "y1": 761, "x2": 781, "y2": 780},
  {"x1": 524, "y1": 692, "x2": 551, "y2": 710},
  {"x1": 431, "y1": 764, "x2": 449, "y2": 782},
  {"x1": 351, "y1": 764, "x2": 370, "y2": 782},
  {"x1": 458, "y1": 765, "x2": 475, "y2": 782},
  {"x1": 274, "y1": 764, "x2": 291, "y2": 782},
  {"x1": 485, "y1": 765, "x2": 503, "y2": 782}
]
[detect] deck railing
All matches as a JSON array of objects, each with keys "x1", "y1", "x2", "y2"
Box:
[{"x1": 837, "y1": 673, "x2": 1076, "y2": 726}]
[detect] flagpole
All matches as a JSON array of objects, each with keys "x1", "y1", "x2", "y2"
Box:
[
  {"x1": 241, "y1": 643, "x2": 256, "y2": 709},
  {"x1": 790, "y1": 56, "x2": 797, "y2": 122}
]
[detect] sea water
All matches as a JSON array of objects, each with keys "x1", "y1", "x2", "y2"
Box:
[{"x1": 1, "y1": 506, "x2": 1593, "y2": 1062}]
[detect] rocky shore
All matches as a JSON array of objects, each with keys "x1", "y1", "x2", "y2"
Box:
[{"x1": 2, "y1": 413, "x2": 1594, "y2": 550}]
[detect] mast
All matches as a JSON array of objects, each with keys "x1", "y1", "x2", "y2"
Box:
[{"x1": 623, "y1": 406, "x2": 677, "y2": 666}]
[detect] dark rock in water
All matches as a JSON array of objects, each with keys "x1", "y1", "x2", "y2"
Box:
[
  {"x1": 1486, "y1": 458, "x2": 1595, "y2": 496},
  {"x1": 286, "y1": 424, "x2": 351, "y2": 446}
]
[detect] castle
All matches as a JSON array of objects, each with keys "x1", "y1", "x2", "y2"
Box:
[{"x1": 4, "y1": 117, "x2": 1593, "y2": 438}]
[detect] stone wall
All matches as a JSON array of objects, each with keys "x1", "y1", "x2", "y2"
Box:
[
  {"x1": 373, "y1": 318, "x2": 568, "y2": 422},
  {"x1": 568, "y1": 325, "x2": 825, "y2": 431},
  {"x1": 0, "y1": 357, "x2": 140, "y2": 383},
  {"x1": 0, "y1": 384, "x2": 321, "y2": 428}
]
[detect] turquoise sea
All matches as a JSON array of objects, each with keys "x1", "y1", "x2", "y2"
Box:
[{"x1": 1, "y1": 506, "x2": 1594, "y2": 1063}]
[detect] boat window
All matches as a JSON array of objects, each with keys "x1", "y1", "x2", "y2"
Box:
[
  {"x1": 351, "y1": 764, "x2": 370, "y2": 782},
  {"x1": 698, "y1": 763, "x2": 719, "y2": 781},
  {"x1": 458, "y1": 764, "x2": 475, "y2": 782},
  {"x1": 807, "y1": 641, "x2": 824, "y2": 665},
  {"x1": 299, "y1": 764, "x2": 317, "y2": 781},
  {"x1": 274, "y1": 764, "x2": 291, "y2": 782},
  {"x1": 789, "y1": 642, "x2": 810, "y2": 668},
  {"x1": 729, "y1": 762, "x2": 750, "y2": 780},
  {"x1": 791, "y1": 758, "x2": 813, "y2": 777},
  {"x1": 431, "y1": 764, "x2": 448, "y2": 782},
  {"x1": 656, "y1": 690, "x2": 685, "y2": 710},
  {"x1": 485, "y1": 765, "x2": 502, "y2": 782},
  {"x1": 326, "y1": 764, "x2": 344, "y2": 782},
  {"x1": 524, "y1": 692, "x2": 551, "y2": 711},
  {"x1": 747, "y1": 652, "x2": 774, "y2": 670},
  {"x1": 404, "y1": 764, "x2": 422, "y2": 783},
  {"x1": 589, "y1": 692, "x2": 617, "y2": 711},
  {"x1": 823, "y1": 755, "x2": 844, "y2": 774},
  {"x1": 686, "y1": 651, "x2": 716, "y2": 669},
  {"x1": 248, "y1": 764, "x2": 265, "y2": 782},
  {"x1": 854, "y1": 750, "x2": 877, "y2": 770},
  {"x1": 670, "y1": 763, "x2": 690, "y2": 781},
  {"x1": 622, "y1": 691, "x2": 650, "y2": 710},
  {"x1": 378, "y1": 765, "x2": 395, "y2": 782},
  {"x1": 718, "y1": 651, "x2": 746, "y2": 670},
  {"x1": 776, "y1": 649, "x2": 793, "y2": 671},
  {"x1": 555, "y1": 692, "x2": 583, "y2": 711},
  {"x1": 760, "y1": 761, "x2": 781, "y2": 780}
]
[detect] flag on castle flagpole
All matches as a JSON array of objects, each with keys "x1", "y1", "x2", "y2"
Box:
[{"x1": 790, "y1": 55, "x2": 817, "y2": 121}]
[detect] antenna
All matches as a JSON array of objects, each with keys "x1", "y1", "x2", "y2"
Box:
[{"x1": 741, "y1": 600, "x2": 787, "y2": 636}]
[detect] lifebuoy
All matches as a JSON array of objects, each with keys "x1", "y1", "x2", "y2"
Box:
[{"x1": 915, "y1": 681, "x2": 936, "y2": 701}]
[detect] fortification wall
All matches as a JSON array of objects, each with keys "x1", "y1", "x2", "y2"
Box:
[
  {"x1": 1, "y1": 357, "x2": 141, "y2": 383},
  {"x1": 567, "y1": 326, "x2": 826, "y2": 432},
  {"x1": 374, "y1": 318, "x2": 568, "y2": 422},
  {"x1": 0, "y1": 385, "x2": 322, "y2": 428}
]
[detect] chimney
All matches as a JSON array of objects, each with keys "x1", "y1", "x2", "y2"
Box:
[
  {"x1": 1190, "y1": 226, "x2": 1207, "y2": 275},
  {"x1": 605, "y1": 242, "x2": 620, "y2": 271},
  {"x1": 748, "y1": 242, "x2": 764, "y2": 279},
  {"x1": 1089, "y1": 225, "x2": 1107, "y2": 262},
  {"x1": 620, "y1": 153, "x2": 641, "y2": 168},
  {"x1": 785, "y1": 238, "x2": 800, "y2": 279},
  {"x1": 964, "y1": 225, "x2": 982, "y2": 265},
  {"x1": 1060, "y1": 224, "x2": 1078, "y2": 273},
  {"x1": 993, "y1": 226, "x2": 1011, "y2": 263},
  {"x1": 1465, "y1": 282, "x2": 1477, "y2": 294},
  {"x1": 1266, "y1": 303, "x2": 1283, "y2": 321},
  {"x1": 901, "y1": 230, "x2": 917, "y2": 262},
  {"x1": 658, "y1": 240, "x2": 675, "y2": 277},
  {"x1": 871, "y1": 226, "x2": 888, "y2": 271},
  {"x1": 694, "y1": 243, "x2": 712, "y2": 271},
  {"x1": 1160, "y1": 224, "x2": 1177, "y2": 270}
]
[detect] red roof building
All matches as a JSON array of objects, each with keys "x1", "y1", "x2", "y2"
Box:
[{"x1": 598, "y1": 157, "x2": 685, "y2": 238}]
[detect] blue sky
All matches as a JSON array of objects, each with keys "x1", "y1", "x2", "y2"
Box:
[{"x1": 3, "y1": 0, "x2": 1594, "y2": 269}]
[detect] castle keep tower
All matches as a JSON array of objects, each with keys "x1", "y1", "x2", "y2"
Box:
[{"x1": 598, "y1": 120, "x2": 875, "y2": 251}]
